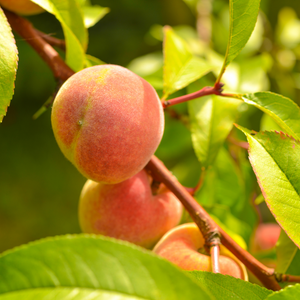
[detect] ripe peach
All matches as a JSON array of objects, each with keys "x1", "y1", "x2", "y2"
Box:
[
  {"x1": 0, "y1": 0, "x2": 44, "y2": 15},
  {"x1": 78, "y1": 169, "x2": 183, "y2": 249},
  {"x1": 153, "y1": 223, "x2": 248, "y2": 280},
  {"x1": 51, "y1": 65, "x2": 164, "y2": 184},
  {"x1": 251, "y1": 223, "x2": 281, "y2": 252}
]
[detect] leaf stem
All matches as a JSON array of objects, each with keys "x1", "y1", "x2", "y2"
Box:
[
  {"x1": 162, "y1": 84, "x2": 223, "y2": 108},
  {"x1": 162, "y1": 83, "x2": 243, "y2": 108}
]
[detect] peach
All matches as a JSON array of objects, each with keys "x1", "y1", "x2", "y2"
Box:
[
  {"x1": 153, "y1": 223, "x2": 248, "y2": 280},
  {"x1": 51, "y1": 65, "x2": 164, "y2": 184},
  {"x1": 78, "y1": 169, "x2": 183, "y2": 249},
  {"x1": 0, "y1": 0, "x2": 44, "y2": 15},
  {"x1": 251, "y1": 223, "x2": 281, "y2": 252}
]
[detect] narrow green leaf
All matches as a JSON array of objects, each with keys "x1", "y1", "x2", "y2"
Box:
[
  {"x1": 243, "y1": 92, "x2": 300, "y2": 140},
  {"x1": 0, "y1": 235, "x2": 214, "y2": 300},
  {"x1": 188, "y1": 83, "x2": 240, "y2": 167},
  {"x1": 82, "y1": 6, "x2": 109, "y2": 28},
  {"x1": 189, "y1": 271, "x2": 272, "y2": 300},
  {"x1": 0, "y1": 287, "x2": 142, "y2": 300},
  {"x1": 32, "y1": 0, "x2": 87, "y2": 71},
  {"x1": 84, "y1": 54, "x2": 105, "y2": 67},
  {"x1": 217, "y1": 0, "x2": 261, "y2": 82},
  {"x1": 236, "y1": 126, "x2": 300, "y2": 248},
  {"x1": 265, "y1": 285, "x2": 300, "y2": 299},
  {"x1": 163, "y1": 26, "x2": 211, "y2": 98},
  {"x1": 276, "y1": 230, "x2": 300, "y2": 276},
  {"x1": 0, "y1": 7, "x2": 18, "y2": 122}
]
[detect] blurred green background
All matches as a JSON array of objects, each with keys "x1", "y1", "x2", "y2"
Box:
[{"x1": 1, "y1": 0, "x2": 300, "y2": 253}]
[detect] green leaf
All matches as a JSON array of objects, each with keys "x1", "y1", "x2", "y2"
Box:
[
  {"x1": 243, "y1": 92, "x2": 300, "y2": 140},
  {"x1": 0, "y1": 7, "x2": 18, "y2": 122},
  {"x1": 32, "y1": 0, "x2": 87, "y2": 71},
  {"x1": 217, "y1": 0, "x2": 261, "y2": 82},
  {"x1": 188, "y1": 82, "x2": 240, "y2": 167},
  {"x1": 276, "y1": 230, "x2": 300, "y2": 276},
  {"x1": 189, "y1": 271, "x2": 272, "y2": 300},
  {"x1": 0, "y1": 287, "x2": 142, "y2": 300},
  {"x1": 236, "y1": 126, "x2": 300, "y2": 248},
  {"x1": 195, "y1": 147, "x2": 256, "y2": 243},
  {"x1": 0, "y1": 235, "x2": 214, "y2": 300},
  {"x1": 163, "y1": 26, "x2": 211, "y2": 98},
  {"x1": 82, "y1": 5, "x2": 109, "y2": 28},
  {"x1": 265, "y1": 285, "x2": 300, "y2": 299},
  {"x1": 84, "y1": 54, "x2": 105, "y2": 67}
]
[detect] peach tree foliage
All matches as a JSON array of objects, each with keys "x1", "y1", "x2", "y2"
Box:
[{"x1": 1, "y1": 0, "x2": 300, "y2": 299}]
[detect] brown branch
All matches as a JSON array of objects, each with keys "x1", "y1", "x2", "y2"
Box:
[
  {"x1": 276, "y1": 273, "x2": 300, "y2": 283},
  {"x1": 4, "y1": 10, "x2": 74, "y2": 81},
  {"x1": 34, "y1": 29, "x2": 66, "y2": 51},
  {"x1": 163, "y1": 83, "x2": 224, "y2": 108},
  {"x1": 145, "y1": 156, "x2": 281, "y2": 291}
]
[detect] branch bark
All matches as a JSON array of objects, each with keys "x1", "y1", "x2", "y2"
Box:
[
  {"x1": 4, "y1": 10, "x2": 73, "y2": 81},
  {"x1": 145, "y1": 156, "x2": 281, "y2": 291}
]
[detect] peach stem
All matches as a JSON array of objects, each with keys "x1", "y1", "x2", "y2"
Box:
[{"x1": 211, "y1": 245, "x2": 220, "y2": 273}]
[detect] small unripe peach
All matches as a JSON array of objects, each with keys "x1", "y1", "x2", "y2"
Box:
[
  {"x1": 51, "y1": 65, "x2": 164, "y2": 184},
  {"x1": 153, "y1": 223, "x2": 248, "y2": 280},
  {"x1": 0, "y1": 0, "x2": 44, "y2": 15},
  {"x1": 79, "y1": 170, "x2": 183, "y2": 248}
]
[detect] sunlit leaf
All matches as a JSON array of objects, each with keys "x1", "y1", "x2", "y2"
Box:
[
  {"x1": 0, "y1": 287, "x2": 139, "y2": 300},
  {"x1": 237, "y1": 126, "x2": 300, "y2": 248},
  {"x1": 84, "y1": 54, "x2": 105, "y2": 67},
  {"x1": 188, "y1": 81, "x2": 240, "y2": 167},
  {"x1": 265, "y1": 284, "x2": 300, "y2": 300},
  {"x1": 32, "y1": 0, "x2": 87, "y2": 71},
  {"x1": 243, "y1": 92, "x2": 300, "y2": 140},
  {"x1": 217, "y1": 0, "x2": 261, "y2": 82},
  {"x1": 189, "y1": 271, "x2": 272, "y2": 300},
  {"x1": 163, "y1": 26, "x2": 211, "y2": 98},
  {"x1": 276, "y1": 230, "x2": 300, "y2": 276},
  {"x1": 0, "y1": 7, "x2": 18, "y2": 122},
  {"x1": 82, "y1": 5, "x2": 109, "y2": 28},
  {"x1": 0, "y1": 235, "x2": 214, "y2": 300}
]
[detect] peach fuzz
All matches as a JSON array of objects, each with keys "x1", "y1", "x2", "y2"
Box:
[
  {"x1": 153, "y1": 223, "x2": 248, "y2": 280},
  {"x1": 79, "y1": 169, "x2": 183, "y2": 249},
  {"x1": 0, "y1": 0, "x2": 44, "y2": 15},
  {"x1": 51, "y1": 65, "x2": 164, "y2": 184}
]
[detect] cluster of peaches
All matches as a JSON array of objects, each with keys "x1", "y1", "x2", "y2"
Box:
[
  {"x1": 1, "y1": 0, "x2": 281, "y2": 282},
  {"x1": 51, "y1": 64, "x2": 250, "y2": 280}
]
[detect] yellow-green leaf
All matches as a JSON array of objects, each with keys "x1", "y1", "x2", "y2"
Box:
[{"x1": 0, "y1": 7, "x2": 18, "y2": 122}]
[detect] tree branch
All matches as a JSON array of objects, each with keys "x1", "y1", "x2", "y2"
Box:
[
  {"x1": 163, "y1": 83, "x2": 224, "y2": 108},
  {"x1": 4, "y1": 10, "x2": 73, "y2": 81},
  {"x1": 145, "y1": 156, "x2": 281, "y2": 291},
  {"x1": 34, "y1": 29, "x2": 66, "y2": 51}
]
